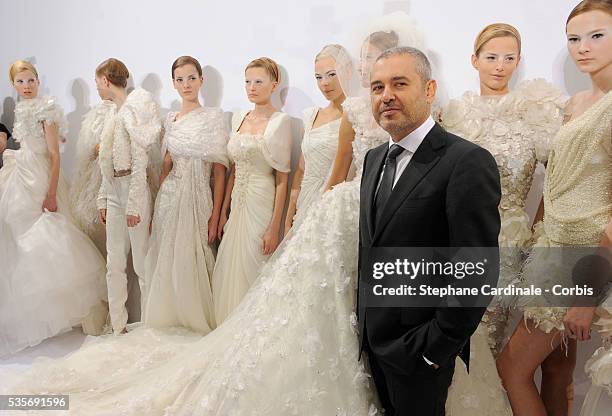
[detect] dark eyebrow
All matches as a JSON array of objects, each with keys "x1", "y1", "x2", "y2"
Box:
[
  {"x1": 370, "y1": 80, "x2": 383, "y2": 87},
  {"x1": 391, "y1": 76, "x2": 410, "y2": 83}
]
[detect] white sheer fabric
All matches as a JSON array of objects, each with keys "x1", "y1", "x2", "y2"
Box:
[
  {"x1": 143, "y1": 107, "x2": 229, "y2": 333},
  {"x1": 0, "y1": 97, "x2": 106, "y2": 357}
]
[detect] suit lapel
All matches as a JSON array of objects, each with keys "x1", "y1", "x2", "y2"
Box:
[
  {"x1": 363, "y1": 144, "x2": 388, "y2": 241},
  {"x1": 373, "y1": 124, "x2": 446, "y2": 242}
]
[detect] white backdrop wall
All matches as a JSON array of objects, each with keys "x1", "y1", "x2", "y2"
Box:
[
  {"x1": 0, "y1": 0, "x2": 590, "y2": 174},
  {"x1": 0, "y1": 0, "x2": 603, "y2": 413}
]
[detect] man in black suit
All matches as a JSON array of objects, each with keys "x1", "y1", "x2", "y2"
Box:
[{"x1": 358, "y1": 47, "x2": 501, "y2": 415}]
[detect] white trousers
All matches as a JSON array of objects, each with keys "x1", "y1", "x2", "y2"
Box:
[{"x1": 104, "y1": 175, "x2": 151, "y2": 333}]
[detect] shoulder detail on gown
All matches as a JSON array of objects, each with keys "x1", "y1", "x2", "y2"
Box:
[
  {"x1": 165, "y1": 107, "x2": 229, "y2": 166},
  {"x1": 121, "y1": 88, "x2": 162, "y2": 149},
  {"x1": 441, "y1": 79, "x2": 566, "y2": 163},
  {"x1": 261, "y1": 112, "x2": 292, "y2": 172},
  {"x1": 13, "y1": 96, "x2": 67, "y2": 142}
]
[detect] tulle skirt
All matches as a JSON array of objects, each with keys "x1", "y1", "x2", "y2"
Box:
[{"x1": 0, "y1": 148, "x2": 106, "y2": 357}]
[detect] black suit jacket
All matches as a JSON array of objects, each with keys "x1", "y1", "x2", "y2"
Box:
[{"x1": 358, "y1": 123, "x2": 501, "y2": 374}]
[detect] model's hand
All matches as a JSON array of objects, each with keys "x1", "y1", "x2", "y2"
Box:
[
  {"x1": 42, "y1": 194, "x2": 57, "y2": 212},
  {"x1": 127, "y1": 215, "x2": 141, "y2": 228},
  {"x1": 563, "y1": 306, "x2": 596, "y2": 341},
  {"x1": 262, "y1": 226, "x2": 280, "y2": 255},
  {"x1": 217, "y1": 212, "x2": 228, "y2": 240},
  {"x1": 208, "y1": 214, "x2": 219, "y2": 244},
  {"x1": 98, "y1": 209, "x2": 107, "y2": 224}
]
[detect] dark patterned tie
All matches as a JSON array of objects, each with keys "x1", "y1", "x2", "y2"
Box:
[{"x1": 374, "y1": 144, "x2": 405, "y2": 226}]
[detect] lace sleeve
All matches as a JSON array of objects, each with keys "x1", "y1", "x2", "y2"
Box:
[{"x1": 261, "y1": 113, "x2": 292, "y2": 172}]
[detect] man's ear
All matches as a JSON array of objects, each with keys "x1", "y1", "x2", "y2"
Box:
[{"x1": 426, "y1": 79, "x2": 437, "y2": 103}]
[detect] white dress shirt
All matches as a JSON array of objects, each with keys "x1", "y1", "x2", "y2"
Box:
[{"x1": 376, "y1": 116, "x2": 435, "y2": 193}]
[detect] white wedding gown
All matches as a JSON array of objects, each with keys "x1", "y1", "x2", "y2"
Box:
[
  {"x1": 4, "y1": 97, "x2": 508, "y2": 416},
  {"x1": 144, "y1": 107, "x2": 229, "y2": 333},
  {"x1": 0, "y1": 97, "x2": 107, "y2": 357},
  {"x1": 211, "y1": 111, "x2": 292, "y2": 324},
  {"x1": 292, "y1": 106, "x2": 340, "y2": 227}
]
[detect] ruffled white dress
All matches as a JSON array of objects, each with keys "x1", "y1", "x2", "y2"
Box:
[
  {"x1": 0, "y1": 97, "x2": 106, "y2": 357},
  {"x1": 211, "y1": 111, "x2": 292, "y2": 324},
  {"x1": 441, "y1": 79, "x2": 566, "y2": 354},
  {"x1": 143, "y1": 107, "x2": 229, "y2": 333}
]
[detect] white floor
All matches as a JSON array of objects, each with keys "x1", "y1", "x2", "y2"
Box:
[
  {"x1": 0, "y1": 327, "x2": 608, "y2": 415},
  {"x1": 0, "y1": 330, "x2": 87, "y2": 388}
]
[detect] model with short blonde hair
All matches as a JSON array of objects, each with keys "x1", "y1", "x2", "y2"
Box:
[{"x1": 0, "y1": 61, "x2": 106, "y2": 356}]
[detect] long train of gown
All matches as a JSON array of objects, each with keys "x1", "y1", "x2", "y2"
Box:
[
  {"x1": 0, "y1": 97, "x2": 106, "y2": 357},
  {"x1": 3, "y1": 97, "x2": 508, "y2": 416}
]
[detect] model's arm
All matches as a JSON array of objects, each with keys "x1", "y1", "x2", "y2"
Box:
[
  {"x1": 324, "y1": 113, "x2": 354, "y2": 190},
  {"x1": 209, "y1": 162, "x2": 227, "y2": 244},
  {"x1": 0, "y1": 132, "x2": 7, "y2": 154},
  {"x1": 564, "y1": 220, "x2": 612, "y2": 341},
  {"x1": 263, "y1": 170, "x2": 289, "y2": 254},
  {"x1": 159, "y1": 150, "x2": 173, "y2": 185},
  {"x1": 284, "y1": 152, "x2": 305, "y2": 235},
  {"x1": 218, "y1": 164, "x2": 235, "y2": 240},
  {"x1": 42, "y1": 121, "x2": 61, "y2": 212}
]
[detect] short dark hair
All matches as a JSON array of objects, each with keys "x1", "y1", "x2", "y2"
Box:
[
  {"x1": 375, "y1": 46, "x2": 432, "y2": 83},
  {"x1": 172, "y1": 56, "x2": 203, "y2": 79}
]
